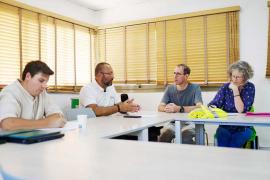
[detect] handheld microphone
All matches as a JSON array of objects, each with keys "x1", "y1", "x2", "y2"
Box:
[
  {"x1": 121, "y1": 94, "x2": 128, "y2": 102},
  {"x1": 120, "y1": 94, "x2": 128, "y2": 114}
]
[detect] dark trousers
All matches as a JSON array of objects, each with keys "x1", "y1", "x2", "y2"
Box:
[{"x1": 112, "y1": 126, "x2": 162, "y2": 141}]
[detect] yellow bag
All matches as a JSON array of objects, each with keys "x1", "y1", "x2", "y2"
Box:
[{"x1": 188, "y1": 105, "x2": 227, "y2": 119}]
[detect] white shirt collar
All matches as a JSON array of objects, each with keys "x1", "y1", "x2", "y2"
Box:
[{"x1": 15, "y1": 79, "x2": 36, "y2": 101}]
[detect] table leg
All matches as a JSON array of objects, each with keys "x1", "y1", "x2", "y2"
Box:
[
  {"x1": 138, "y1": 129, "x2": 149, "y2": 141},
  {"x1": 175, "y1": 121, "x2": 182, "y2": 144},
  {"x1": 195, "y1": 124, "x2": 205, "y2": 145}
]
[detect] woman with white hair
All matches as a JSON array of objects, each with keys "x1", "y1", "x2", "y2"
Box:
[{"x1": 208, "y1": 61, "x2": 255, "y2": 148}]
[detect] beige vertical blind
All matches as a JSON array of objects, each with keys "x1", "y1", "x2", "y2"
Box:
[
  {"x1": 126, "y1": 24, "x2": 148, "y2": 83},
  {"x1": 40, "y1": 15, "x2": 55, "y2": 86},
  {"x1": 0, "y1": 1, "x2": 95, "y2": 92},
  {"x1": 56, "y1": 20, "x2": 75, "y2": 86},
  {"x1": 97, "y1": 29, "x2": 105, "y2": 62},
  {"x1": 105, "y1": 27, "x2": 125, "y2": 83},
  {"x1": 165, "y1": 19, "x2": 184, "y2": 84},
  {"x1": 148, "y1": 23, "x2": 157, "y2": 83},
  {"x1": 21, "y1": 9, "x2": 39, "y2": 70},
  {"x1": 75, "y1": 25, "x2": 91, "y2": 86},
  {"x1": 206, "y1": 13, "x2": 227, "y2": 83},
  {"x1": 156, "y1": 21, "x2": 166, "y2": 85},
  {"x1": 98, "y1": 8, "x2": 239, "y2": 86},
  {"x1": 90, "y1": 29, "x2": 96, "y2": 80},
  {"x1": 0, "y1": 3, "x2": 20, "y2": 85},
  {"x1": 185, "y1": 16, "x2": 205, "y2": 83}
]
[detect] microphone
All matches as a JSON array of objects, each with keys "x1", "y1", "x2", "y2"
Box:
[
  {"x1": 121, "y1": 93, "x2": 128, "y2": 102},
  {"x1": 120, "y1": 94, "x2": 128, "y2": 114}
]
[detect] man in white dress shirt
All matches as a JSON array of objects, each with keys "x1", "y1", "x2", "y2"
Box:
[
  {"x1": 0, "y1": 61, "x2": 66, "y2": 131},
  {"x1": 80, "y1": 62, "x2": 140, "y2": 116}
]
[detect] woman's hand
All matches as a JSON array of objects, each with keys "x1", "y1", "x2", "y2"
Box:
[{"x1": 229, "y1": 82, "x2": 239, "y2": 91}]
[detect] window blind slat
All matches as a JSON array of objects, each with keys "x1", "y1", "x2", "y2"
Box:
[
  {"x1": 186, "y1": 17, "x2": 205, "y2": 83},
  {"x1": 0, "y1": 3, "x2": 20, "y2": 85},
  {"x1": 21, "y1": 10, "x2": 39, "y2": 69},
  {"x1": 56, "y1": 20, "x2": 74, "y2": 86},
  {"x1": 126, "y1": 24, "x2": 148, "y2": 82},
  {"x1": 40, "y1": 15, "x2": 55, "y2": 85},
  {"x1": 207, "y1": 14, "x2": 228, "y2": 83},
  {"x1": 106, "y1": 27, "x2": 125, "y2": 82},
  {"x1": 166, "y1": 19, "x2": 184, "y2": 83},
  {"x1": 75, "y1": 25, "x2": 91, "y2": 85}
]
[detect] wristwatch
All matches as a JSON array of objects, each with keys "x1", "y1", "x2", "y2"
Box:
[{"x1": 179, "y1": 106, "x2": 184, "y2": 113}]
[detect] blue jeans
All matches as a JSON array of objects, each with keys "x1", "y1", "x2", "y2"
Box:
[{"x1": 216, "y1": 126, "x2": 253, "y2": 148}]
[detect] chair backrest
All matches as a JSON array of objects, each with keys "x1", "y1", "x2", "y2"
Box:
[{"x1": 64, "y1": 107, "x2": 96, "y2": 121}]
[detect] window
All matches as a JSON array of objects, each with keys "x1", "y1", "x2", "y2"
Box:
[
  {"x1": 0, "y1": 2, "x2": 239, "y2": 92},
  {"x1": 0, "y1": 3, "x2": 20, "y2": 87},
  {"x1": 97, "y1": 7, "x2": 240, "y2": 86},
  {"x1": 0, "y1": 2, "x2": 95, "y2": 92}
]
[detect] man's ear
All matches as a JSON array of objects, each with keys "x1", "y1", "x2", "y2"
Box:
[{"x1": 25, "y1": 72, "x2": 32, "y2": 80}]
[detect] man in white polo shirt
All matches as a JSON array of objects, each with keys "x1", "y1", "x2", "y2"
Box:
[
  {"x1": 80, "y1": 62, "x2": 140, "y2": 116},
  {"x1": 0, "y1": 61, "x2": 66, "y2": 130}
]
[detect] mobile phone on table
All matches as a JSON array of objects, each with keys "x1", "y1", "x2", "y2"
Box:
[{"x1": 123, "y1": 115, "x2": 142, "y2": 118}]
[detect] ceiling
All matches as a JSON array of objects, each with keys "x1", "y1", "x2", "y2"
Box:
[{"x1": 67, "y1": 0, "x2": 148, "y2": 11}]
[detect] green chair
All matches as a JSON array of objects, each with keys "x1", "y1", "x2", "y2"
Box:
[{"x1": 243, "y1": 106, "x2": 258, "y2": 149}]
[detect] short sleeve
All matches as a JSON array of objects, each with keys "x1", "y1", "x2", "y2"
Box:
[
  {"x1": 79, "y1": 85, "x2": 97, "y2": 107},
  {"x1": 194, "y1": 85, "x2": 203, "y2": 104},
  {"x1": 0, "y1": 93, "x2": 21, "y2": 122},
  {"x1": 111, "y1": 86, "x2": 120, "y2": 104},
  {"x1": 161, "y1": 86, "x2": 171, "y2": 104}
]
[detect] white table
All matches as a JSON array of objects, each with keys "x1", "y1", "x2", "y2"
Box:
[
  {"x1": 174, "y1": 113, "x2": 270, "y2": 145},
  {"x1": 1, "y1": 132, "x2": 270, "y2": 180},
  {"x1": 83, "y1": 111, "x2": 173, "y2": 141}
]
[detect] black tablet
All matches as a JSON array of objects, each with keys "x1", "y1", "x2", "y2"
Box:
[{"x1": 3, "y1": 130, "x2": 64, "y2": 144}]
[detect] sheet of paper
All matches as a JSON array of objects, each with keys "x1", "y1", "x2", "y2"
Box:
[{"x1": 38, "y1": 121, "x2": 79, "y2": 132}]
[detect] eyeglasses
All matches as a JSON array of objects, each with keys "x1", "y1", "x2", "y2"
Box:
[
  {"x1": 101, "y1": 72, "x2": 114, "y2": 76},
  {"x1": 231, "y1": 75, "x2": 243, "y2": 79},
  {"x1": 173, "y1": 72, "x2": 185, "y2": 76}
]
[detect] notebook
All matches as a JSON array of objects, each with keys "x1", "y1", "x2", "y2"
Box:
[{"x1": 3, "y1": 130, "x2": 64, "y2": 144}]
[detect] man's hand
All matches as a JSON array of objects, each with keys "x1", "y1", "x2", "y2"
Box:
[
  {"x1": 119, "y1": 99, "x2": 140, "y2": 113},
  {"x1": 164, "y1": 103, "x2": 179, "y2": 113},
  {"x1": 43, "y1": 113, "x2": 66, "y2": 128}
]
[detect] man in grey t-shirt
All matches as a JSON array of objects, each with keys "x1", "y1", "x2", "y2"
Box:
[{"x1": 158, "y1": 64, "x2": 203, "y2": 143}]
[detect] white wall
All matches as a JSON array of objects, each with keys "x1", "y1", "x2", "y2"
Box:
[{"x1": 16, "y1": 0, "x2": 99, "y2": 25}]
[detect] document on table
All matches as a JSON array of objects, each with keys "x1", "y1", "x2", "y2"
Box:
[{"x1": 38, "y1": 121, "x2": 79, "y2": 132}]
